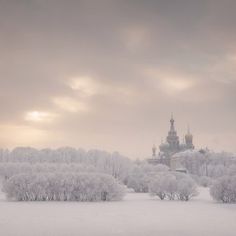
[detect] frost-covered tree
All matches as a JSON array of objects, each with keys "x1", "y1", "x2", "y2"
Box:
[
  {"x1": 149, "y1": 173, "x2": 169, "y2": 200},
  {"x1": 173, "y1": 149, "x2": 236, "y2": 178},
  {"x1": 149, "y1": 172, "x2": 198, "y2": 201},
  {"x1": 3, "y1": 172, "x2": 125, "y2": 201},
  {"x1": 176, "y1": 176, "x2": 198, "y2": 201},
  {"x1": 210, "y1": 175, "x2": 236, "y2": 203},
  {"x1": 164, "y1": 174, "x2": 178, "y2": 200},
  {"x1": 125, "y1": 163, "x2": 169, "y2": 193},
  {"x1": 227, "y1": 164, "x2": 236, "y2": 176},
  {"x1": 0, "y1": 147, "x2": 132, "y2": 183}
]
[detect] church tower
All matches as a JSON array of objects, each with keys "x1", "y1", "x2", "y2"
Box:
[
  {"x1": 166, "y1": 114, "x2": 180, "y2": 151},
  {"x1": 148, "y1": 114, "x2": 195, "y2": 167},
  {"x1": 152, "y1": 144, "x2": 157, "y2": 157},
  {"x1": 185, "y1": 126, "x2": 194, "y2": 149}
]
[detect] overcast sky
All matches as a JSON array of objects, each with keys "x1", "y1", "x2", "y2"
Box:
[{"x1": 0, "y1": 0, "x2": 236, "y2": 158}]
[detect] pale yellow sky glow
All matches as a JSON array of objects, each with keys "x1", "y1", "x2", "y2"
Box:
[
  {"x1": 24, "y1": 111, "x2": 54, "y2": 122},
  {"x1": 67, "y1": 76, "x2": 100, "y2": 96},
  {"x1": 161, "y1": 78, "x2": 193, "y2": 93},
  {"x1": 53, "y1": 97, "x2": 89, "y2": 113},
  {"x1": 144, "y1": 68, "x2": 195, "y2": 94},
  {"x1": 0, "y1": 124, "x2": 50, "y2": 147},
  {"x1": 0, "y1": 0, "x2": 236, "y2": 158}
]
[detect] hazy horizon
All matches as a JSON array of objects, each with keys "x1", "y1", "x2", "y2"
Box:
[{"x1": 0, "y1": 0, "x2": 236, "y2": 159}]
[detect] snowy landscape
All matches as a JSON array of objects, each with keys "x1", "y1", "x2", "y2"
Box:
[
  {"x1": 1, "y1": 186, "x2": 236, "y2": 236},
  {"x1": 1, "y1": 0, "x2": 236, "y2": 235},
  {"x1": 0, "y1": 147, "x2": 236, "y2": 236}
]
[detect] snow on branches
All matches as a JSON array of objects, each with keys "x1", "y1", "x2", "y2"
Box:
[
  {"x1": 3, "y1": 172, "x2": 125, "y2": 201},
  {"x1": 149, "y1": 172, "x2": 198, "y2": 201}
]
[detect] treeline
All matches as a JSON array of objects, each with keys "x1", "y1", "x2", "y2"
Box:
[
  {"x1": 0, "y1": 147, "x2": 131, "y2": 182},
  {"x1": 174, "y1": 149, "x2": 236, "y2": 203},
  {"x1": 174, "y1": 149, "x2": 236, "y2": 179},
  {"x1": 1, "y1": 146, "x2": 236, "y2": 203},
  {"x1": 3, "y1": 172, "x2": 125, "y2": 201},
  {"x1": 0, "y1": 163, "x2": 97, "y2": 179}
]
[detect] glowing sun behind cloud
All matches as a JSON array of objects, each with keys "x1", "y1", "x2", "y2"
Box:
[{"x1": 24, "y1": 111, "x2": 54, "y2": 122}]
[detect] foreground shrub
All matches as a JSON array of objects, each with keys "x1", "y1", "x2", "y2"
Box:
[
  {"x1": 210, "y1": 175, "x2": 236, "y2": 203},
  {"x1": 149, "y1": 173, "x2": 169, "y2": 200},
  {"x1": 149, "y1": 172, "x2": 198, "y2": 201},
  {"x1": 3, "y1": 172, "x2": 125, "y2": 201},
  {"x1": 176, "y1": 177, "x2": 198, "y2": 201}
]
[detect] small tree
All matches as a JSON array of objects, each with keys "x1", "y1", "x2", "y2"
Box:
[
  {"x1": 210, "y1": 175, "x2": 236, "y2": 203},
  {"x1": 176, "y1": 177, "x2": 198, "y2": 201},
  {"x1": 165, "y1": 175, "x2": 177, "y2": 200},
  {"x1": 149, "y1": 174, "x2": 167, "y2": 200}
]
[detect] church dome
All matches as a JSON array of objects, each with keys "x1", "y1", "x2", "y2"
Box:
[
  {"x1": 185, "y1": 133, "x2": 193, "y2": 141},
  {"x1": 159, "y1": 142, "x2": 169, "y2": 151}
]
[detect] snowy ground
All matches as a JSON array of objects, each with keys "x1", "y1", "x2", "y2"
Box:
[{"x1": 0, "y1": 187, "x2": 236, "y2": 236}]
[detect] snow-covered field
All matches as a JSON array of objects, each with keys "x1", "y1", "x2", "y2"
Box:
[{"x1": 0, "y1": 187, "x2": 236, "y2": 236}]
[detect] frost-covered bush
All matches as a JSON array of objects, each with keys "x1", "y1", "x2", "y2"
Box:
[
  {"x1": 227, "y1": 165, "x2": 236, "y2": 176},
  {"x1": 126, "y1": 173, "x2": 149, "y2": 193},
  {"x1": 149, "y1": 172, "x2": 198, "y2": 201},
  {"x1": 125, "y1": 165, "x2": 150, "y2": 192},
  {"x1": 176, "y1": 176, "x2": 198, "y2": 201},
  {"x1": 125, "y1": 163, "x2": 169, "y2": 193},
  {"x1": 148, "y1": 173, "x2": 168, "y2": 200},
  {"x1": 149, "y1": 173, "x2": 179, "y2": 200},
  {"x1": 210, "y1": 175, "x2": 236, "y2": 203},
  {"x1": 164, "y1": 175, "x2": 178, "y2": 200},
  {"x1": 3, "y1": 172, "x2": 125, "y2": 201}
]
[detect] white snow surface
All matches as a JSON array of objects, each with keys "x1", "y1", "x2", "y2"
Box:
[{"x1": 0, "y1": 187, "x2": 236, "y2": 236}]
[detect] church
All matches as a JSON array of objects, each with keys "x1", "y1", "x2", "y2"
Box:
[{"x1": 147, "y1": 114, "x2": 194, "y2": 167}]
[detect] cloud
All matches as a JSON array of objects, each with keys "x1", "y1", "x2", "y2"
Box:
[
  {"x1": 143, "y1": 67, "x2": 195, "y2": 94},
  {"x1": 67, "y1": 76, "x2": 101, "y2": 96},
  {"x1": 120, "y1": 26, "x2": 150, "y2": 51},
  {"x1": 52, "y1": 96, "x2": 89, "y2": 113},
  {"x1": 24, "y1": 111, "x2": 56, "y2": 123},
  {"x1": 0, "y1": 0, "x2": 236, "y2": 157}
]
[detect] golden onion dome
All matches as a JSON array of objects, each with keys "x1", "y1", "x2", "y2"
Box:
[
  {"x1": 185, "y1": 133, "x2": 193, "y2": 142},
  {"x1": 185, "y1": 126, "x2": 193, "y2": 140}
]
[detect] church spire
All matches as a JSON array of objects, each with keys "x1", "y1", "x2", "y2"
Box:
[
  {"x1": 170, "y1": 112, "x2": 175, "y2": 131},
  {"x1": 187, "y1": 124, "x2": 190, "y2": 134},
  {"x1": 152, "y1": 144, "x2": 157, "y2": 157},
  {"x1": 166, "y1": 113, "x2": 179, "y2": 150}
]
